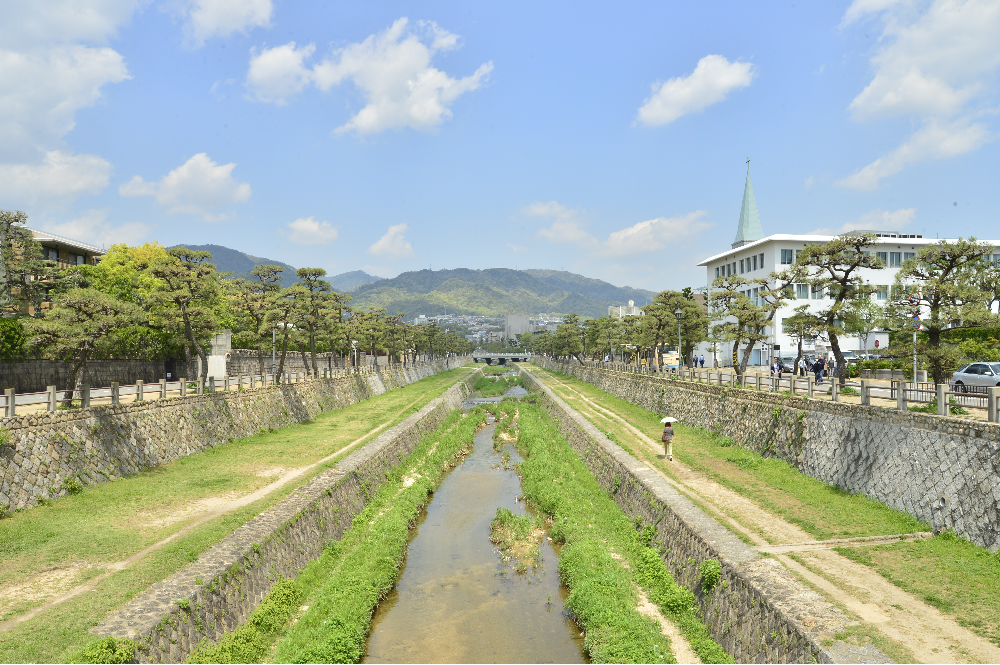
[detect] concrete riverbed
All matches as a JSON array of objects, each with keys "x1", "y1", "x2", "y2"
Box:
[{"x1": 363, "y1": 417, "x2": 585, "y2": 663}]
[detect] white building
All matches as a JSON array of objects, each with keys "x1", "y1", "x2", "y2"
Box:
[
  {"x1": 609, "y1": 300, "x2": 644, "y2": 318},
  {"x1": 695, "y1": 167, "x2": 1000, "y2": 367}
]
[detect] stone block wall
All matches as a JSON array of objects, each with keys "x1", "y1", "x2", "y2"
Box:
[
  {"x1": 0, "y1": 358, "x2": 469, "y2": 515},
  {"x1": 521, "y1": 369, "x2": 875, "y2": 664},
  {"x1": 533, "y1": 358, "x2": 1000, "y2": 553},
  {"x1": 94, "y1": 373, "x2": 478, "y2": 663}
]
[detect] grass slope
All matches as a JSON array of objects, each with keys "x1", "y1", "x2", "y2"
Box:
[
  {"x1": 491, "y1": 400, "x2": 731, "y2": 663},
  {"x1": 188, "y1": 409, "x2": 486, "y2": 664},
  {"x1": 532, "y1": 365, "x2": 1000, "y2": 649},
  {"x1": 0, "y1": 367, "x2": 472, "y2": 664}
]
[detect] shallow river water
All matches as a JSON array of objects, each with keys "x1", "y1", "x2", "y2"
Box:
[{"x1": 362, "y1": 417, "x2": 585, "y2": 663}]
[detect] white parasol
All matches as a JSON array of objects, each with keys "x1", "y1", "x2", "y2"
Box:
[{"x1": 660, "y1": 417, "x2": 678, "y2": 423}]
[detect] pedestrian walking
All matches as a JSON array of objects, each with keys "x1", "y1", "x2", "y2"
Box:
[
  {"x1": 661, "y1": 422, "x2": 675, "y2": 460},
  {"x1": 772, "y1": 358, "x2": 783, "y2": 379},
  {"x1": 798, "y1": 357, "x2": 807, "y2": 377},
  {"x1": 699, "y1": 355, "x2": 705, "y2": 368},
  {"x1": 812, "y1": 358, "x2": 824, "y2": 383}
]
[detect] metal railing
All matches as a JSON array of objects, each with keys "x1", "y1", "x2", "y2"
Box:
[
  {"x1": 1, "y1": 360, "x2": 447, "y2": 417},
  {"x1": 550, "y1": 359, "x2": 1000, "y2": 423}
]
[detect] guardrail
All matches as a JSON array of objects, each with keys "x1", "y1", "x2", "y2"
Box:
[
  {"x1": 1, "y1": 363, "x2": 428, "y2": 417},
  {"x1": 549, "y1": 359, "x2": 1000, "y2": 423}
]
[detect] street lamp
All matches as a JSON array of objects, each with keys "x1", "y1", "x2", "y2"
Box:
[{"x1": 675, "y1": 308, "x2": 683, "y2": 368}]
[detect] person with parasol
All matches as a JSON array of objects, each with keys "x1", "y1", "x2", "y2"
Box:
[{"x1": 660, "y1": 416, "x2": 678, "y2": 460}]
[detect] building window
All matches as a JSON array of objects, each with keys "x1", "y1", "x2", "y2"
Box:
[
  {"x1": 903, "y1": 252, "x2": 914, "y2": 261},
  {"x1": 876, "y1": 286, "x2": 888, "y2": 300},
  {"x1": 889, "y1": 252, "x2": 901, "y2": 267},
  {"x1": 812, "y1": 286, "x2": 824, "y2": 299},
  {"x1": 876, "y1": 251, "x2": 888, "y2": 264},
  {"x1": 796, "y1": 284, "x2": 809, "y2": 299},
  {"x1": 794, "y1": 249, "x2": 801, "y2": 263},
  {"x1": 715, "y1": 267, "x2": 720, "y2": 279},
  {"x1": 44, "y1": 247, "x2": 59, "y2": 261},
  {"x1": 780, "y1": 249, "x2": 794, "y2": 265},
  {"x1": 740, "y1": 259, "x2": 745, "y2": 274},
  {"x1": 759, "y1": 252, "x2": 764, "y2": 268},
  {"x1": 751, "y1": 255, "x2": 756, "y2": 271}
]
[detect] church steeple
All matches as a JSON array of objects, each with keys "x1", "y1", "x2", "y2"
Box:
[{"x1": 732, "y1": 159, "x2": 763, "y2": 248}]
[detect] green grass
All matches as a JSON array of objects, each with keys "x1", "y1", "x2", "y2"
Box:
[
  {"x1": 834, "y1": 533, "x2": 1000, "y2": 647},
  {"x1": 472, "y1": 373, "x2": 524, "y2": 397},
  {"x1": 268, "y1": 409, "x2": 485, "y2": 663},
  {"x1": 531, "y1": 365, "x2": 927, "y2": 542},
  {"x1": 489, "y1": 508, "x2": 541, "y2": 571},
  {"x1": 498, "y1": 400, "x2": 732, "y2": 664},
  {"x1": 0, "y1": 366, "x2": 473, "y2": 664}
]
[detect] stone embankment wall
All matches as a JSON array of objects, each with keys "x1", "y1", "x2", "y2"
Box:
[
  {"x1": 94, "y1": 372, "x2": 478, "y2": 663},
  {"x1": 522, "y1": 369, "x2": 885, "y2": 664},
  {"x1": 0, "y1": 358, "x2": 469, "y2": 514},
  {"x1": 534, "y1": 358, "x2": 1000, "y2": 553}
]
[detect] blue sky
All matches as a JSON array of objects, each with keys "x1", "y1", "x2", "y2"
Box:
[{"x1": 2, "y1": 0, "x2": 998, "y2": 291}]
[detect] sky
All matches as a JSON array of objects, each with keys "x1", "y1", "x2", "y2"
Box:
[{"x1": 2, "y1": 0, "x2": 998, "y2": 292}]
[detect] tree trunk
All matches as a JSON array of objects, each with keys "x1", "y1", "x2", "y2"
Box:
[
  {"x1": 927, "y1": 327, "x2": 943, "y2": 384},
  {"x1": 309, "y1": 332, "x2": 318, "y2": 376},
  {"x1": 299, "y1": 347, "x2": 309, "y2": 377},
  {"x1": 829, "y1": 330, "x2": 847, "y2": 386},
  {"x1": 256, "y1": 347, "x2": 266, "y2": 376},
  {"x1": 794, "y1": 339, "x2": 803, "y2": 376},
  {"x1": 62, "y1": 356, "x2": 88, "y2": 409},
  {"x1": 276, "y1": 328, "x2": 290, "y2": 381}
]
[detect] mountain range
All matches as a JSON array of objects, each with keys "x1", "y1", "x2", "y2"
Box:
[
  {"x1": 349, "y1": 268, "x2": 656, "y2": 318},
  {"x1": 174, "y1": 244, "x2": 656, "y2": 317}
]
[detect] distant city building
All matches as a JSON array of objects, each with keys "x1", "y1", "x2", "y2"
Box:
[
  {"x1": 608, "y1": 300, "x2": 644, "y2": 318},
  {"x1": 412, "y1": 315, "x2": 428, "y2": 325},
  {"x1": 504, "y1": 314, "x2": 531, "y2": 339}
]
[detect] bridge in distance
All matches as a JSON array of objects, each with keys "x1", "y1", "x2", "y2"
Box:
[{"x1": 471, "y1": 351, "x2": 532, "y2": 365}]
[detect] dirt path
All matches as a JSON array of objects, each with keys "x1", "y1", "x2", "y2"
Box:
[
  {"x1": 528, "y1": 367, "x2": 1000, "y2": 665},
  {"x1": 0, "y1": 391, "x2": 429, "y2": 635}
]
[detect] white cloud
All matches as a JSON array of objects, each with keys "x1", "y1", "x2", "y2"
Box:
[
  {"x1": 0, "y1": 2, "x2": 136, "y2": 203},
  {"x1": 804, "y1": 176, "x2": 815, "y2": 189},
  {"x1": 810, "y1": 207, "x2": 916, "y2": 235},
  {"x1": 119, "y1": 153, "x2": 252, "y2": 221},
  {"x1": 839, "y1": 0, "x2": 1000, "y2": 187},
  {"x1": 246, "y1": 42, "x2": 315, "y2": 104},
  {"x1": 0, "y1": 150, "x2": 112, "y2": 206},
  {"x1": 367, "y1": 223, "x2": 414, "y2": 258},
  {"x1": 604, "y1": 212, "x2": 711, "y2": 256},
  {"x1": 836, "y1": 119, "x2": 990, "y2": 190},
  {"x1": 246, "y1": 18, "x2": 493, "y2": 134},
  {"x1": 636, "y1": 55, "x2": 754, "y2": 126},
  {"x1": 0, "y1": 1, "x2": 141, "y2": 49},
  {"x1": 286, "y1": 216, "x2": 338, "y2": 244},
  {"x1": 45, "y1": 208, "x2": 150, "y2": 247},
  {"x1": 841, "y1": 0, "x2": 908, "y2": 26},
  {"x1": 506, "y1": 243, "x2": 528, "y2": 253},
  {"x1": 525, "y1": 201, "x2": 711, "y2": 257},
  {"x1": 524, "y1": 201, "x2": 598, "y2": 248},
  {"x1": 183, "y1": 0, "x2": 272, "y2": 46}
]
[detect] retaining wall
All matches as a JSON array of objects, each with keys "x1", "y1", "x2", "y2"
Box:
[
  {"x1": 94, "y1": 371, "x2": 478, "y2": 663},
  {"x1": 0, "y1": 358, "x2": 469, "y2": 514},
  {"x1": 522, "y1": 368, "x2": 886, "y2": 664},
  {"x1": 533, "y1": 358, "x2": 1000, "y2": 553}
]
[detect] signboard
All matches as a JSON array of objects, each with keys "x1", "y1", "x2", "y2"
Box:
[{"x1": 874, "y1": 340, "x2": 880, "y2": 348}]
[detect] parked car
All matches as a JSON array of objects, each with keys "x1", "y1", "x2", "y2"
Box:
[{"x1": 951, "y1": 363, "x2": 1000, "y2": 392}]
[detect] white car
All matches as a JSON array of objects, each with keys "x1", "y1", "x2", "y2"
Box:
[{"x1": 951, "y1": 363, "x2": 1000, "y2": 392}]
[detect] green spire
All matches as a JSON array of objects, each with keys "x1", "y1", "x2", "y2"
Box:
[{"x1": 733, "y1": 161, "x2": 763, "y2": 248}]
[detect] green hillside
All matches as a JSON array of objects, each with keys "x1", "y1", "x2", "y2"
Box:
[{"x1": 349, "y1": 268, "x2": 656, "y2": 317}]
